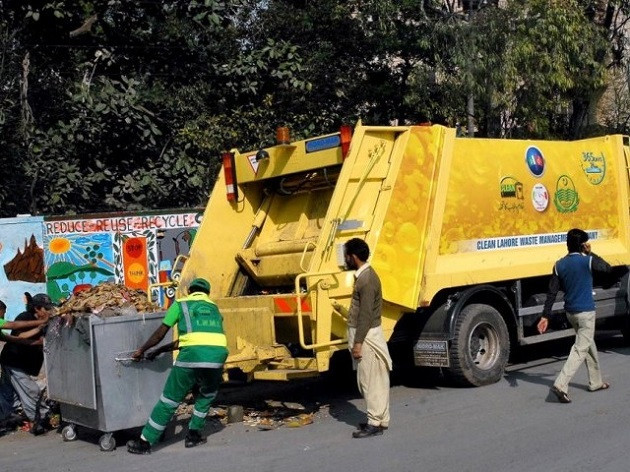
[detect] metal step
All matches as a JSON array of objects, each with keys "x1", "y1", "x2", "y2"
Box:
[
  {"x1": 519, "y1": 328, "x2": 575, "y2": 345},
  {"x1": 253, "y1": 368, "x2": 320, "y2": 381}
]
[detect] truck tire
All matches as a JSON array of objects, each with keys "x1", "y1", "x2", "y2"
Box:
[
  {"x1": 621, "y1": 273, "x2": 630, "y2": 344},
  {"x1": 622, "y1": 320, "x2": 630, "y2": 344},
  {"x1": 447, "y1": 304, "x2": 510, "y2": 387}
]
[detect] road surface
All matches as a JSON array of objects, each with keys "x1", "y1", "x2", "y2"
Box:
[{"x1": 2, "y1": 332, "x2": 630, "y2": 472}]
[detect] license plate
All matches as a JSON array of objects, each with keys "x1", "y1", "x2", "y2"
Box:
[{"x1": 413, "y1": 340, "x2": 449, "y2": 367}]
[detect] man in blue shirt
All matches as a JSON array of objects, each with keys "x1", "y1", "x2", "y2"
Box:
[{"x1": 537, "y1": 228, "x2": 617, "y2": 403}]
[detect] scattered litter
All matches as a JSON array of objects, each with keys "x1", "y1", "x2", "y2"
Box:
[{"x1": 283, "y1": 413, "x2": 313, "y2": 428}]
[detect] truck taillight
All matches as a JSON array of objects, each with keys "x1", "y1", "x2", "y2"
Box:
[
  {"x1": 222, "y1": 151, "x2": 238, "y2": 202},
  {"x1": 340, "y1": 125, "x2": 353, "y2": 159}
]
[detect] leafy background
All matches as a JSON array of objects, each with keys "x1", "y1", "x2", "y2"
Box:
[{"x1": 0, "y1": 0, "x2": 628, "y2": 217}]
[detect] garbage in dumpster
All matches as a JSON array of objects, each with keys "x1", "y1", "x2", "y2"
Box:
[{"x1": 55, "y1": 283, "x2": 160, "y2": 318}]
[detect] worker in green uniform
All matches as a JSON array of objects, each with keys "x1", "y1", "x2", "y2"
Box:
[{"x1": 126, "y1": 278, "x2": 228, "y2": 454}]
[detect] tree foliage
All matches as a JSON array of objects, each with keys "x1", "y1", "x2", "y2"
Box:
[{"x1": 0, "y1": 0, "x2": 628, "y2": 217}]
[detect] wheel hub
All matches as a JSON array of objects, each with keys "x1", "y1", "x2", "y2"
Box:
[{"x1": 468, "y1": 322, "x2": 500, "y2": 369}]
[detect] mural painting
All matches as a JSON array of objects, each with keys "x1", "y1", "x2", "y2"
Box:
[
  {"x1": 0, "y1": 216, "x2": 47, "y2": 320},
  {"x1": 155, "y1": 227, "x2": 198, "y2": 308},
  {"x1": 43, "y1": 211, "x2": 202, "y2": 305},
  {"x1": 44, "y1": 232, "x2": 115, "y2": 302}
]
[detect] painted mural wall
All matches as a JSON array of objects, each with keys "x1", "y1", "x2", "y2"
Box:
[
  {"x1": 0, "y1": 215, "x2": 47, "y2": 321},
  {"x1": 43, "y1": 210, "x2": 202, "y2": 305},
  {"x1": 0, "y1": 210, "x2": 201, "y2": 320}
]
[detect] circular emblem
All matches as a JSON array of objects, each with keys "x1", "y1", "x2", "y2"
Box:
[
  {"x1": 525, "y1": 146, "x2": 545, "y2": 177},
  {"x1": 531, "y1": 183, "x2": 549, "y2": 212},
  {"x1": 127, "y1": 262, "x2": 146, "y2": 284},
  {"x1": 553, "y1": 175, "x2": 579, "y2": 213},
  {"x1": 124, "y1": 237, "x2": 144, "y2": 258},
  {"x1": 581, "y1": 152, "x2": 606, "y2": 185}
]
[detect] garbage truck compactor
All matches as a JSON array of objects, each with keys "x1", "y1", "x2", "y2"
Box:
[{"x1": 178, "y1": 123, "x2": 630, "y2": 386}]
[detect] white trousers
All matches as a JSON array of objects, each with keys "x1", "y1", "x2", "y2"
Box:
[
  {"x1": 554, "y1": 311, "x2": 604, "y2": 393},
  {"x1": 348, "y1": 326, "x2": 392, "y2": 428}
]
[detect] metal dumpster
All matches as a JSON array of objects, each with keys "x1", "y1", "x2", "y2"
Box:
[{"x1": 44, "y1": 312, "x2": 172, "y2": 451}]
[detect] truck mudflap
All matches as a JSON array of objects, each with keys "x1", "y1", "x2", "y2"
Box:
[{"x1": 413, "y1": 339, "x2": 450, "y2": 368}]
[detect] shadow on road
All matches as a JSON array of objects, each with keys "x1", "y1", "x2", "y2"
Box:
[{"x1": 503, "y1": 331, "x2": 630, "y2": 399}]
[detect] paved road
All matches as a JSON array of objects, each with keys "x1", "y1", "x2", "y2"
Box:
[{"x1": 2, "y1": 332, "x2": 630, "y2": 472}]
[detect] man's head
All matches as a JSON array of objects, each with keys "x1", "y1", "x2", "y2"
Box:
[
  {"x1": 31, "y1": 293, "x2": 55, "y2": 320},
  {"x1": 0, "y1": 300, "x2": 6, "y2": 319},
  {"x1": 344, "y1": 238, "x2": 370, "y2": 270},
  {"x1": 567, "y1": 228, "x2": 589, "y2": 253},
  {"x1": 189, "y1": 278, "x2": 211, "y2": 295}
]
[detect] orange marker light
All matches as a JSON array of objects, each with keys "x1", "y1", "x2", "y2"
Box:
[
  {"x1": 339, "y1": 125, "x2": 353, "y2": 159},
  {"x1": 276, "y1": 126, "x2": 290, "y2": 145}
]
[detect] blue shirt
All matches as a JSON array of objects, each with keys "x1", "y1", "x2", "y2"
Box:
[
  {"x1": 555, "y1": 253, "x2": 595, "y2": 312},
  {"x1": 543, "y1": 252, "x2": 613, "y2": 317}
]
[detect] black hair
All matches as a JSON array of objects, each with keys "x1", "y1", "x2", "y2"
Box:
[
  {"x1": 567, "y1": 228, "x2": 589, "y2": 253},
  {"x1": 189, "y1": 286, "x2": 208, "y2": 295},
  {"x1": 24, "y1": 292, "x2": 34, "y2": 314},
  {"x1": 344, "y1": 238, "x2": 370, "y2": 262},
  {"x1": 0, "y1": 300, "x2": 5, "y2": 311}
]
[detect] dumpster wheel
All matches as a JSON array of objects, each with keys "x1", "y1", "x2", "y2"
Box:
[
  {"x1": 61, "y1": 424, "x2": 77, "y2": 442},
  {"x1": 99, "y1": 433, "x2": 116, "y2": 452}
]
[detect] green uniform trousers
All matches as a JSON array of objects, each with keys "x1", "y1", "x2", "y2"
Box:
[{"x1": 141, "y1": 365, "x2": 223, "y2": 444}]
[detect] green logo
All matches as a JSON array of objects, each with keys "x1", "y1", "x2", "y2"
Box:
[
  {"x1": 500, "y1": 176, "x2": 524, "y2": 199},
  {"x1": 581, "y1": 151, "x2": 606, "y2": 185},
  {"x1": 553, "y1": 175, "x2": 579, "y2": 213}
]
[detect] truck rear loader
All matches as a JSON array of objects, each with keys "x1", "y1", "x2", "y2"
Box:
[{"x1": 176, "y1": 123, "x2": 630, "y2": 386}]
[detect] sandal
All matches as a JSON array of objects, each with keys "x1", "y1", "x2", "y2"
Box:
[
  {"x1": 551, "y1": 386, "x2": 572, "y2": 403},
  {"x1": 590, "y1": 382, "x2": 610, "y2": 392}
]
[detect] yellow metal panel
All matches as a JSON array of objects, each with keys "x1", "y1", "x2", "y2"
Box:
[
  {"x1": 234, "y1": 133, "x2": 344, "y2": 183},
  {"x1": 218, "y1": 297, "x2": 275, "y2": 356},
  {"x1": 440, "y1": 135, "x2": 624, "y2": 252},
  {"x1": 418, "y1": 133, "x2": 630, "y2": 305},
  {"x1": 372, "y1": 125, "x2": 450, "y2": 310},
  {"x1": 178, "y1": 168, "x2": 261, "y2": 298}
]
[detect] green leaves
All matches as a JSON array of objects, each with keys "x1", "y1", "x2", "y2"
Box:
[{"x1": 0, "y1": 0, "x2": 628, "y2": 217}]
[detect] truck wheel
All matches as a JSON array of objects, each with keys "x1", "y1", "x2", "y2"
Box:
[
  {"x1": 448, "y1": 304, "x2": 510, "y2": 387},
  {"x1": 621, "y1": 274, "x2": 630, "y2": 344}
]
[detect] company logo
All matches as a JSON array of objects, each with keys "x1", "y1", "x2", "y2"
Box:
[
  {"x1": 500, "y1": 176, "x2": 524, "y2": 199},
  {"x1": 531, "y1": 183, "x2": 549, "y2": 212},
  {"x1": 525, "y1": 146, "x2": 545, "y2": 177},
  {"x1": 499, "y1": 176, "x2": 525, "y2": 211},
  {"x1": 581, "y1": 151, "x2": 606, "y2": 185},
  {"x1": 553, "y1": 175, "x2": 579, "y2": 213}
]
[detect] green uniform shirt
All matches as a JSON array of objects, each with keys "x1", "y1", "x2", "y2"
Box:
[{"x1": 163, "y1": 292, "x2": 228, "y2": 368}]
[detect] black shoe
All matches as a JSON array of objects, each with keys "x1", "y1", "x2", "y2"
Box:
[
  {"x1": 352, "y1": 424, "x2": 384, "y2": 438},
  {"x1": 30, "y1": 422, "x2": 46, "y2": 436},
  {"x1": 185, "y1": 430, "x2": 207, "y2": 448},
  {"x1": 358, "y1": 422, "x2": 388, "y2": 431},
  {"x1": 551, "y1": 386, "x2": 572, "y2": 404},
  {"x1": 31, "y1": 415, "x2": 55, "y2": 436},
  {"x1": 127, "y1": 438, "x2": 152, "y2": 454}
]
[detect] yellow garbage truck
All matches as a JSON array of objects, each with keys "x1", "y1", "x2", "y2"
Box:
[{"x1": 177, "y1": 123, "x2": 630, "y2": 386}]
